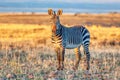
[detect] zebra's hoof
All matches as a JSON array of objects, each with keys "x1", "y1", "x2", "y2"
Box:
[
  {"x1": 60, "y1": 67, "x2": 64, "y2": 70},
  {"x1": 86, "y1": 65, "x2": 90, "y2": 70},
  {"x1": 57, "y1": 66, "x2": 61, "y2": 70},
  {"x1": 86, "y1": 67, "x2": 90, "y2": 70},
  {"x1": 57, "y1": 68, "x2": 61, "y2": 70},
  {"x1": 60, "y1": 66, "x2": 64, "y2": 70},
  {"x1": 72, "y1": 67, "x2": 77, "y2": 71},
  {"x1": 57, "y1": 67, "x2": 64, "y2": 70}
]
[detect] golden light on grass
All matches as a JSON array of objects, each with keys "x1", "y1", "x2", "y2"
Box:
[{"x1": 0, "y1": 23, "x2": 119, "y2": 46}]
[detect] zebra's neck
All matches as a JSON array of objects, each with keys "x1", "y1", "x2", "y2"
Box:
[
  {"x1": 52, "y1": 23, "x2": 62, "y2": 37},
  {"x1": 51, "y1": 22, "x2": 63, "y2": 45}
]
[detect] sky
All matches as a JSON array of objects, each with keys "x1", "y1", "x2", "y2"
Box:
[
  {"x1": 0, "y1": 0, "x2": 120, "y2": 3},
  {"x1": 0, "y1": 0, "x2": 119, "y2": 13}
]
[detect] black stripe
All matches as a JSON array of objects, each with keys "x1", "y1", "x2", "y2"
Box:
[
  {"x1": 81, "y1": 27, "x2": 85, "y2": 33},
  {"x1": 82, "y1": 30, "x2": 88, "y2": 37},
  {"x1": 51, "y1": 37, "x2": 54, "y2": 41},
  {"x1": 83, "y1": 35, "x2": 90, "y2": 41},
  {"x1": 56, "y1": 26, "x2": 62, "y2": 36},
  {"x1": 56, "y1": 32, "x2": 62, "y2": 37},
  {"x1": 84, "y1": 41, "x2": 89, "y2": 45}
]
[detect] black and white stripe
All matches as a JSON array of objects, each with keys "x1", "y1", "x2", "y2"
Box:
[
  {"x1": 52, "y1": 20, "x2": 90, "y2": 61},
  {"x1": 52, "y1": 24, "x2": 90, "y2": 61}
]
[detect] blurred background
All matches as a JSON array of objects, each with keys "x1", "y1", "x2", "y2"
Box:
[
  {"x1": 0, "y1": 0, "x2": 120, "y2": 26},
  {"x1": 0, "y1": 0, "x2": 120, "y2": 13}
]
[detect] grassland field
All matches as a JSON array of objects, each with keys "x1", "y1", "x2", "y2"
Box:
[{"x1": 0, "y1": 13, "x2": 120, "y2": 80}]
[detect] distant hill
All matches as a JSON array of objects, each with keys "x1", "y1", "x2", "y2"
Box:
[{"x1": 0, "y1": 2, "x2": 120, "y2": 13}]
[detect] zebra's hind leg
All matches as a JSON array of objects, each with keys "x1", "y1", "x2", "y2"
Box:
[
  {"x1": 73, "y1": 46, "x2": 81, "y2": 70},
  {"x1": 83, "y1": 46, "x2": 90, "y2": 70}
]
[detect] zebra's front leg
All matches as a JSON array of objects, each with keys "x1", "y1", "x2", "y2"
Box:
[
  {"x1": 55, "y1": 47, "x2": 61, "y2": 70},
  {"x1": 73, "y1": 47, "x2": 81, "y2": 70},
  {"x1": 60, "y1": 47, "x2": 65, "y2": 70},
  {"x1": 55, "y1": 47, "x2": 65, "y2": 70}
]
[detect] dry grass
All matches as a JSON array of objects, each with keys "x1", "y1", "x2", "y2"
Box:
[
  {"x1": 0, "y1": 23, "x2": 120, "y2": 80},
  {"x1": 88, "y1": 25, "x2": 120, "y2": 46},
  {"x1": 0, "y1": 24, "x2": 50, "y2": 43}
]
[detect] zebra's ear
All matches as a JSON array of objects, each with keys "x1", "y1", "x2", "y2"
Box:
[
  {"x1": 48, "y1": 9, "x2": 53, "y2": 15},
  {"x1": 57, "y1": 9, "x2": 63, "y2": 16}
]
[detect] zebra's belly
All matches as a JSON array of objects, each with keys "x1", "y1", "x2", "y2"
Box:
[{"x1": 64, "y1": 43, "x2": 82, "y2": 49}]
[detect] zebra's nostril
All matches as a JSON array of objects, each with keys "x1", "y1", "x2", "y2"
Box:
[
  {"x1": 49, "y1": 19, "x2": 52, "y2": 22},
  {"x1": 50, "y1": 17, "x2": 53, "y2": 19}
]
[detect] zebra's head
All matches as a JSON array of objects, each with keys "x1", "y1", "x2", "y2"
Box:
[{"x1": 48, "y1": 9, "x2": 63, "y2": 33}]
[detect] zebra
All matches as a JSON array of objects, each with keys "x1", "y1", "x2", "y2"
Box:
[{"x1": 48, "y1": 9, "x2": 90, "y2": 70}]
